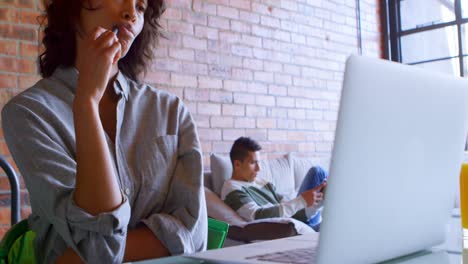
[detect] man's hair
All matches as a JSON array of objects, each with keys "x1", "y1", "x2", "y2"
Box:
[
  {"x1": 38, "y1": 0, "x2": 165, "y2": 83},
  {"x1": 230, "y1": 137, "x2": 262, "y2": 165}
]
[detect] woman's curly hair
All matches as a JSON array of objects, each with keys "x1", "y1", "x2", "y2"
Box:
[{"x1": 39, "y1": 0, "x2": 165, "y2": 82}]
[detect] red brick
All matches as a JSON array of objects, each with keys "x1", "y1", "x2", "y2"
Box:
[
  {"x1": 288, "y1": 109, "x2": 306, "y2": 119},
  {"x1": 247, "y1": 82, "x2": 267, "y2": 94},
  {"x1": 17, "y1": 0, "x2": 35, "y2": 8},
  {"x1": 287, "y1": 131, "x2": 307, "y2": 141},
  {"x1": 198, "y1": 103, "x2": 221, "y2": 115},
  {"x1": 232, "y1": 68, "x2": 253, "y2": 80},
  {"x1": 198, "y1": 128, "x2": 222, "y2": 140},
  {"x1": 252, "y1": 25, "x2": 273, "y2": 38},
  {"x1": 182, "y1": 36, "x2": 207, "y2": 50},
  {"x1": 254, "y1": 71, "x2": 274, "y2": 83},
  {"x1": 211, "y1": 116, "x2": 233, "y2": 128},
  {"x1": 0, "y1": 74, "x2": 16, "y2": 89},
  {"x1": 217, "y1": 5, "x2": 239, "y2": 19},
  {"x1": 0, "y1": 7, "x2": 18, "y2": 22},
  {"x1": 19, "y1": 10, "x2": 40, "y2": 25},
  {"x1": 182, "y1": 62, "x2": 208, "y2": 75},
  {"x1": 230, "y1": 0, "x2": 251, "y2": 10},
  {"x1": 268, "y1": 108, "x2": 287, "y2": 118},
  {"x1": 154, "y1": 58, "x2": 181, "y2": 72},
  {"x1": 0, "y1": 57, "x2": 36, "y2": 73},
  {"x1": 185, "y1": 88, "x2": 209, "y2": 101},
  {"x1": 256, "y1": 118, "x2": 276, "y2": 128},
  {"x1": 166, "y1": 0, "x2": 192, "y2": 8},
  {"x1": 275, "y1": 73, "x2": 292, "y2": 85},
  {"x1": 243, "y1": 58, "x2": 263, "y2": 71},
  {"x1": 192, "y1": 0, "x2": 217, "y2": 15},
  {"x1": 183, "y1": 10, "x2": 207, "y2": 25},
  {"x1": 0, "y1": 208, "x2": 11, "y2": 225},
  {"x1": 268, "y1": 85, "x2": 287, "y2": 96},
  {"x1": 296, "y1": 98, "x2": 314, "y2": 109},
  {"x1": 171, "y1": 73, "x2": 197, "y2": 87},
  {"x1": 255, "y1": 95, "x2": 275, "y2": 106},
  {"x1": 222, "y1": 104, "x2": 245, "y2": 116},
  {"x1": 233, "y1": 93, "x2": 254, "y2": 105},
  {"x1": 208, "y1": 64, "x2": 230, "y2": 78},
  {"x1": 18, "y1": 75, "x2": 40, "y2": 89},
  {"x1": 223, "y1": 80, "x2": 247, "y2": 92},
  {"x1": 0, "y1": 176, "x2": 10, "y2": 192},
  {"x1": 0, "y1": 41, "x2": 17, "y2": 56},
  {"x1": 245, "y1": 129, "x2": 267, "y2": 141},
  {"x1": 21, "y1": 206, "x2": 31, "y2": 218},
  {"x1": 241, "y1": 35, "x2": 261, "y2": 48},
  {"x1": 167, "y1": 21, "x2": 194, "y2": 35},
  {"x1": 206, "y1": 0, "x2": 229, "y2": 5},
  {"x1": 210, "y1": 91, "x2": 233, "y2": 103},
  {"x1": 298, "y1": 143, "x2": 316, "y2": 152},
  {"x1": 208, "y1": 16, "x2": 230, "y2": 30},
  {"x1": 246, "y1": 105, "x2": 266, "y2": 117},
  {"x1": 193, "y1": 115, "x2": 210, "y2": 128},
  {"x1": 277, "y1": 119, "x2": 295, "y2": 129},
  {"x1": 260, "y1": 16, "x2": 280, "y2": 28},
  {"x1": 234, "y1": 117, "x2": 255, "y2": 128},
  {"x1": 0, "y1": 24, "x2": 37, "y2": 41},
  {"x1": 19, "y1": 42, "x2": 39, "y2": 58},
  {"x1": 296, "y1": 120, "x2": 314, "y2": 130},
  {"x1": 316, "y1": 142, "x2": 333, "y2": 152},
  {"x1": 264, "y1": 61, "x2": 282, "y2": 73},
  {"x1": 272, "y1": 7, "x2": 290, "y2": 19},
  {"x1": 169, "y1": 48, "x2": 194, "y2": 61},
  {"x1": 252, "y1": 3, "x2": 271, "y2": 15},
  {"x1": 145, "y1": 71, "x2": 170, "y2": 85},
  {"x1": 163, "y1": 8, "x2": 182, "y2": 20},
  {"x1": 268, "y1": 130, "x2": 287, "y2": 141},
  {"x1": 195, "y1": 26, "x2": 219, "y2": 40},
  {"x1": 223, "y1": 129, "x2": 245, "y2": 140},
  {"x1": 231, "y1": 21, "x2": 251, "y2": 33},
  {"x1": 239, "y1": 11, "x2": 260, "y2": 23},
  {"x1": 219, "y1": 32, "x2": 240, "y2": 43}
]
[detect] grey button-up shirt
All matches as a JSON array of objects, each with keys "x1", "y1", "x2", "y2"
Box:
[{"x1": 2, "y1": 67, "x2": 207, "y2": 263}]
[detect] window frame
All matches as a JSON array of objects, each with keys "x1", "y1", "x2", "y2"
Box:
[{"x1": 381, "y1": 0, "x2": 468, "y2": 76}]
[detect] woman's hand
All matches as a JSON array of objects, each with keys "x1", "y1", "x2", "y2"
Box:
[{"x1": 75, "y1": 27, "x2": 121, "y2": 104}]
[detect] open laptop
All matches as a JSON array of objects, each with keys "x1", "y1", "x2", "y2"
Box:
[{"x1": 190, "y1": 55, "x2": 468, "y2": 264}]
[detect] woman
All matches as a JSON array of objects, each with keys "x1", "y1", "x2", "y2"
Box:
[{"x1": 2, "y1": 0, "x2": 207, "y2": 263}]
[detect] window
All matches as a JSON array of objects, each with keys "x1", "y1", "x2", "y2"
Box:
[{"x1": 382, "y1": 0, "x2": 468, "y2": 77}]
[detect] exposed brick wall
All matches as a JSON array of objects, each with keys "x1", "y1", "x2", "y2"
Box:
[{"x1": 0, "y1": 0, "x2": 381, "y2": 237}]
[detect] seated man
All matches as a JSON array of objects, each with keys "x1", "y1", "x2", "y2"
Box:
[{"x1": 221, "y1": 137, "x2": 327, "y2": 232}]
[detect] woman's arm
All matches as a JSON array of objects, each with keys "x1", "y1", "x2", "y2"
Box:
[
  {"x1": 56, "y1": 226, "x2": 170, "y2": 263},
  {"x1": 73, "y1": 26, "x2": 123, "y2": 215},
  {"x1": 124, "y1": 226, "x2": 170, "y2": 262}
]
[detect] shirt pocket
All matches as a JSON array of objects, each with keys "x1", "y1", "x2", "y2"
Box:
[{"x1": 139, "y1": 134, "x2": 178, "y2": 210}]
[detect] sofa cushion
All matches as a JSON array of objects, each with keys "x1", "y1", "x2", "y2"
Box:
[
  {"x1": 210, "y1": 153, "x2": 233, "y2": 196},
  {"x1": 288, "y1": 153, "x2": 324, "y2": 192},
  {"x1": 257, "y1": 157, "x2": 295, "y2": 199},
  {"x1": 205, "y1": 187, "x2": 246, "y2": 227}
]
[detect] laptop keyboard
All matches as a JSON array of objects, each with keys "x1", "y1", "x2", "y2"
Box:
[{"x1": 246, "y1": 247, "x2": 316, "y2": 264}]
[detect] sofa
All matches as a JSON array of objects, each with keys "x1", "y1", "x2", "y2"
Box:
[
  {"x1": 204, "y1": 152, "x2": 462, "y2": 246},
  {"x1": 204, "y1": 153, "x2": 329, "y2": 244}
]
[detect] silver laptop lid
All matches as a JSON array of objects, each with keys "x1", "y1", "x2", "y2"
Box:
[{"x1": 317, "y1": 55, "x2": 468, "y2": 264}]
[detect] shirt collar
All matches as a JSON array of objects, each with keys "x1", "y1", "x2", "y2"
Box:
[{"x1": 52, "y1": 66, "x2": 129, "y2": 101}]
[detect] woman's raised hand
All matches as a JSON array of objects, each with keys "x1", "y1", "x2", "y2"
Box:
[{"x1": 75, "y1": 26, "x2": 121, "y2": 104}]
